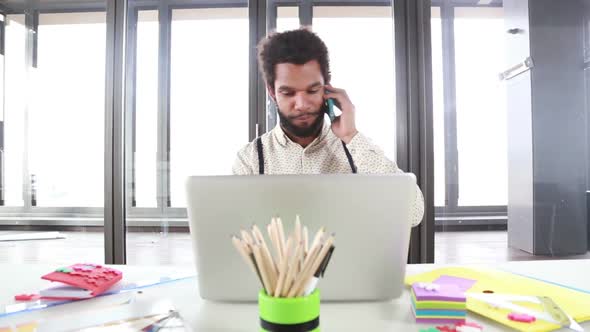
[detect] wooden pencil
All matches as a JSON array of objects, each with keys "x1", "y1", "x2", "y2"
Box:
[
  {"x1": 295, "y1": 215, "x2": 302, "y2": 245},
  {"x1": 303, "y1": 226, "x2": 309, "y2": 255},
  {"x1": 309, "y1": 227, "x2": 325, "y2": 256},
  {"x1": 282, "y1": 242, "x2": 304, "y2": 297},
  {"x1": 295, "y1": 235, "x2": 335, "y2": 296},
  {"x1": 277, "y1": 217, "x2": 287, "y2": 257},
  {"x1": 252, "y1": 224, "x2": 278, "y2": 276},
  {"x1": 269, "y1": 220, "x2": 283, "y2": 266},
  {"x1": 272, "y1": 218, "x2": 284, "y2": 264},
  {"x1": 252, "y1": 225, "x2": 278, "y2": 293},
  {"x1": 252, "y1": 244, "x2": 272, "y2": 295},
  {"x1": 286, "y1": 244, "x2": 321, "y2": 298},
  {"x1": 241, "y1": 229, "x2": 255, "y2": 246},
  {"x1": 231, "y1": 236, "x2": 258, "y2": 277},
  {"x1": 274, "y1": 236, "x2": 294, "y2": 297}
]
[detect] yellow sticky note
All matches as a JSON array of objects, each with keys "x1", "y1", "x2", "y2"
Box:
[{"x1": 16, "y1": 322, "x2": 39, "y2": 332}]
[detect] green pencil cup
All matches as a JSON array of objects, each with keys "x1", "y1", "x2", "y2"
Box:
[{"x1": 258, "y1": 289, "x2": 321, "y2": 332}]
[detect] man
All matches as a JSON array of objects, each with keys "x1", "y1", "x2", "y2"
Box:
[{"x1": 233, "y1": 28, "x2": 424, "y2": 226}]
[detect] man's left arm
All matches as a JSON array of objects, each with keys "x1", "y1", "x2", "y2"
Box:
[
  {"x1": 324, "y1": 84, "x2": 424, "y2": 227},
  {"x1": 346, "y1": 133, "x2": 425, "y2": 227}
]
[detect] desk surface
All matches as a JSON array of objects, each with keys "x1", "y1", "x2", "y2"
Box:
[{"x1": 0, "y1": 260, "x2": 589, "y2": 331}]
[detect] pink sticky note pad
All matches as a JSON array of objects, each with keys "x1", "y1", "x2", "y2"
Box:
[{"x1": 41, "y1": 263, "x2": 122, "y2": 298}]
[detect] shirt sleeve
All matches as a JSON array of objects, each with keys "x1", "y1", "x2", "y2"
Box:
[
  {"x1": 232, "y1": 143, "x2": 256, "y2": 175},
  {"x1": 345, "y1": 132, "x2": 425, "y2": 227}
]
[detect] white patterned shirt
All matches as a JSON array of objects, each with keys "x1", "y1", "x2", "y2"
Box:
[{"x1": 232, "y1": 122, "x2": 424, "y2": 226}]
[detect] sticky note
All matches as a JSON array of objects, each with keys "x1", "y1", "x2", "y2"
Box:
[
  {"x1": 413, "y1": 283, "x2": 466, "y2": 302},
  {"x1": 434, "y1": 275, "x2": 477, "y2": 292}
]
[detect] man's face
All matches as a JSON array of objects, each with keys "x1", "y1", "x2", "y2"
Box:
[{"x1": 271, "y1": 60, "x2": 326, "y2": 138}]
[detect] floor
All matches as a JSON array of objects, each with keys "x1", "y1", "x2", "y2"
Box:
[
  {"x1": 434, "y1": 231, "x2": 590, "y2": 264},
  {"x1": 1, "y1": 230, "x2": 589, "y2": 266},
  {"x1": 0, "y1": 230, "x2": 194, "y2": 266}
]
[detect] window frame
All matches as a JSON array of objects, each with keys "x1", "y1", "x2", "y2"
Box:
[{"x1": 432, "y1": 0, "x2": 507, "y2": 226}]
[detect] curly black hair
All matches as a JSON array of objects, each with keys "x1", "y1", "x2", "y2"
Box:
[{"x1": 257, "y1": 27, "x2": 331, "y2": 89}]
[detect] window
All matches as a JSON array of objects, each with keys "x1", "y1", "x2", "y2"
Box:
[
  {"x1": 312, "y1": 5, "x2": 396, "y2": 161},
  {"x1": 169, "y1": 8, "x2": 249, "y2": 207},
  {"x1": 454, "y1": 7, "x2": 506, "y2": 206},
  {"x1": 277, "y1": 6, "x2": 300, "y2": 32},
  {"x1": 133, "y1": 10, "x2": 159, "y2": 208},
  {"x1": 432, "y1": 4, "x2": 507, "y2": 214},
  {"x1": 433, "y1": 2, "x2": 510, "y2": 265},
  {"x1": 30, "y1": 12, "x2": 106, "y2": 207},
  {"x1": 4, "y1": 15, "x2": 26, "y2": 207},
  {"x1": 1, "y1": 9, "x2": 107, "y2": 265},
  {"x1": 431, "y1": 7, "x2": 446, "y2": 207}
]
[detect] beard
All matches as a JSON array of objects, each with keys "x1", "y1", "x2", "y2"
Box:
[{"x1": 277, "y1": 108, "x2": 324, "y2": 138}]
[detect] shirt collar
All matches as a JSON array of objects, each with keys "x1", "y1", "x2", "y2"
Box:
[{"x1": 273, "y1": 120, "x2": 332, "y2": 148}]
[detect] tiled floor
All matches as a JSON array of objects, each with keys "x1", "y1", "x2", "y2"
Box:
[
  {"x1": 435, "y1": 231, "x2": 590, "y2": 264},
  {"x1": 1, "y1": 230, "x2": 589, "y2": 265}
]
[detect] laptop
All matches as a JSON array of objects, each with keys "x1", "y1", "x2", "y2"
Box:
[{"x1": 185, "y1": 174, "x2": 417, "y2": 302}]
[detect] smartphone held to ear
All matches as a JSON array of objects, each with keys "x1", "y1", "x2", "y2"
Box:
[{"x1": 323, "y1": 98, "x2": 336, "y2": 122}]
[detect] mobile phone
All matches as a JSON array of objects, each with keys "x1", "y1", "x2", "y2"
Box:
[{"x1": 323, "y1": 98, "x2": 336, "y2": 122}]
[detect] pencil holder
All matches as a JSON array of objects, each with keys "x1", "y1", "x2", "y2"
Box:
[{"x1": 258, "y1": 289, "x2": 320, "y2": 332}]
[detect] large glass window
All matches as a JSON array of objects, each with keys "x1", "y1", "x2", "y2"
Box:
[
  {"x1": 169, "y1": 8, "x2": 249, "y2": 208},
  {"x1": 431, "y1": 7, "x2": 446, "y2": 208},
  {"x1": 1, "y1": 8, "x2": 106, "y2": 265},
  {"x1": 3, "y1": 0, "x2": 585, "y2": 267},
  {"x1": 124, "y1": 5, "x2": 250, "y2": 266},
  {"x1": 4, "y1": 14, "x2": 26, "y2": 207},
  {"x1": 0, "y1": 15, "x2": 5, "y2": 206},
  {"x1": 277, "y1": 6, "x2": 300, "y2": 32},
  {"x1": 454, "y1": 7, "x2": 506, "y2": 206},
  {"x1": 312, "y1": 5, "x2": 396, "y2": 161},
  {"x1": 30, "y1": 12, "x2": 106, "y2": 207},
  {"x1": 432, "y1": 5, "x2": 507, "y2": 219},
  {"x1": 133, "y1": 10, "x2": 159, "y2": 208}
]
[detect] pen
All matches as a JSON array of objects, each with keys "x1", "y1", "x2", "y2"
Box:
[
  {"x1": 289, "y1": 235, "x2": 335, "y2": 297},
  {"x1": 304, "y1": 245, "x2": 335, "y2": 296}
]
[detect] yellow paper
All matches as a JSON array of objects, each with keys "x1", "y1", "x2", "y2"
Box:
[
  {"x1": 0, "y1": 322, "x2": 39, "y2": 332},
  {"x1": 16, "y1": 323, "x2": 39, "y2": 332},
  {"x1": 405, "y1": 267, "x2": 590, "y2": 332}
]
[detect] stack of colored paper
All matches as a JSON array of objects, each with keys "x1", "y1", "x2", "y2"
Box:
[{"x1": 411, "y1": 282, "x2": 467, "y2": 324}]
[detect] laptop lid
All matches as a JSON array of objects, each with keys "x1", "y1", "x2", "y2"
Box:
[{"x1": 186, "y1": 174, "x2": 416, "y2": 302}]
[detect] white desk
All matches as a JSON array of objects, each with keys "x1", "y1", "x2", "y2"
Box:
[{"x1": 1, "y1": 260, "x2": 589, "y2": 331}]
